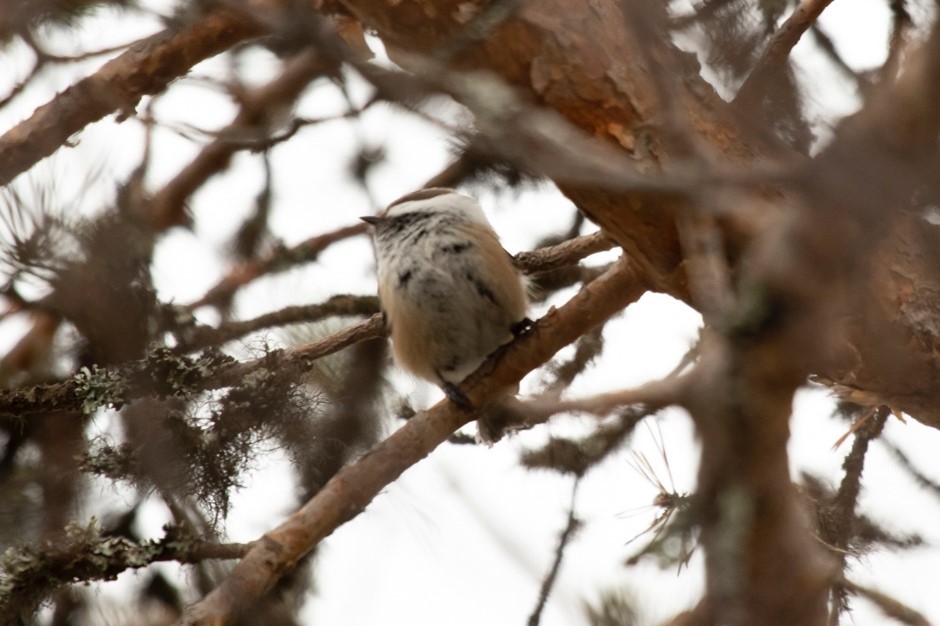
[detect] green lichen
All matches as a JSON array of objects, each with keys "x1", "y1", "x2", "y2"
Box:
[
  {"x1": 240, "y1": 366, "x2": 274, "y2": 389},
  {"x1": 138, "y1": 345, "x2": 234, "y2": 397},
  {"x1": 80, "y1": 441, "x2": 136, "y2": 481},
  {"x1": 0, "y1": 518, "x2": 189, "y2": 616},
  {"x1": 71, "y1": 365, "x2": 127, "y2": 414}
]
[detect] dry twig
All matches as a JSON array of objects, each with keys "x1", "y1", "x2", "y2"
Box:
[
  {"x1": 735, "y1": 0, "x2": 837, "y2": 105},
  {"x1": 527, "y1": 479, "x2": 581, "y2": 626},
  {"x1": 842, "y1": 579, "x2": 931, "y2": 626},
  {"x1": 825, "y1": 407, "x2": 890, "y2": 624}
]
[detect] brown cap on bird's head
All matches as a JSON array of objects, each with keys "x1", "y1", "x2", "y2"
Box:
[
  {"x1": 386, "y1": 187, "x2": 455, "y2": 209},
  {"x1": 361, "y1": 188, "x2": 459, "y2": 225}
]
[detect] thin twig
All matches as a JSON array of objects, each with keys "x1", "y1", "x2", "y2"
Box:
[
  {"x1": 0, "y1": 33, "x2": 141, "y2": 109},
  {"x1": 515, "y1": 231, "x2": 616, "y2": 273},
  {"x1": 881, "y1": 437, "x2": 940, "y2": 502},
  {"x1": 0, "y1": 57, "x2": 43, "y2": 110},
  {"x1": 510, "y1": 375, "x2": 687, "y2": 428},
  {"x1": 178, "y1": 295, "x2": 380, "y2": 351},
  {"x1": 826, "y1": 406, "x2": 890, "y2": 626},
  {"x1": 735, "y1": 0, "x2": 837, "y2": 106},
  {"x1": 842, "y1": 578, "x2": 931, "y2": 626},
  {"x1": 527, "y1": 479, "x2": 581, "y2": 626},
  {"x1": 809, "y1": 24, "x2": 869, "y2": 92}
]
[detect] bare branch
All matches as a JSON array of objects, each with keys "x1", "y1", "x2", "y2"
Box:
[
  {"x1": 842, "y1": 579, "x2": 932, "y2": 626},
  {"x1": 515, "y1": 231, "x2": 616, "y2": 274},
  {"x1": 736, "y1": 0, "x2": 837, "y2": 105},
  {"x1": 528, "y1": 480, "x2": 581, "y2": 626},
  {"x1": 0, "y1": 7, "x2": 265, "y2": 187},
  {"x1": 179, "y1": 295, "x2": 380, "y2": 351},
  {"x1": 508, "y1": 375, "x2": 686, "y2": 428},
  {"x1": 175, "y1": 257, "x2": 646, "y2": 625},
  {"x1": 881, "y1": 438, "x2": 940, "y2": 503},
  {"x1": 825, "y1": 407, "x2": 890, "y2": 624}
]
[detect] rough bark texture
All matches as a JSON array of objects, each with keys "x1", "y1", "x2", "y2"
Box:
[
  {"x1": 316, "y1": 2, "x2": 940, "y2": 625},
  {"x1": 333, "y1": 0, "x2": 940, "y2": 427}
]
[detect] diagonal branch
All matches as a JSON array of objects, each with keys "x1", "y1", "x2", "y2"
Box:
[
  {"x1": 175, "y1": 257, "x2": 648, "y2": 625},
  {"x1": 841, "y1": 579, "x2": 931, "y2": 626},
  {"x1": 0, "y1": 7, "x2": 266, "y2": 187},
  {"x1": 735, "y1": 0, "x2": 837, "y2": 106},
  {"x1": 527, "y1": 479, "x2": 581, "y2": 626}
]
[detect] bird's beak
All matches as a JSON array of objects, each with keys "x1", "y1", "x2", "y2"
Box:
[{"x1": 360, "y1": 216, "x2": 381, "y2": 226}]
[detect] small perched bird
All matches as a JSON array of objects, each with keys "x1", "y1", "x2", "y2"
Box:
[{"x1": 362, "y1": 188, "x2": 530, "y2": 407}]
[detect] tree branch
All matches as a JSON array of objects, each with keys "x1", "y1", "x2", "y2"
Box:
[
  {"x1": 527, "y1": 479, "x2": 581, "y2": 626},
  {"x1": 178, "y1": 294, "x2": 380, "y2": 351},
  {"x1": 0, "y1": 521, "x2": 249, "y2": 619},
  {"x1": 735, "y1": 0, "x2": 837, "y2": 105},
  {"x1": 825, "y1": 407, "x2": 890, "y2": 624},
  {"x1": 0, "y1": 313, "x2": 386, "y2": 420},
  {"x1": 841, "y1": 579, "x2": 931, "y2": 626},
  {"x1": 175, "y1": 257, "x2": 646, "y2": 625},
  {"x1": 0, "y1": 226, "x2": 617, "y2": 419},
  {"x1": 507, "y1": 375, "x2": 686, "y2": 429},
  {"x1": 514, "y1": 231, "x2": 615, "y2": 273},
  {"x1": 0, "y1": 6, "x2": 265, "y2": 187}
]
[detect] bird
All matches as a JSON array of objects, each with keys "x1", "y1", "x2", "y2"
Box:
[{"x1": 362, "y1": 188, "x2": 530, "y2": 408}]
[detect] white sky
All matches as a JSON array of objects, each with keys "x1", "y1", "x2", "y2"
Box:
[{"x1": 2, "y1": 2, "x2": 940, "y2": 625}]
